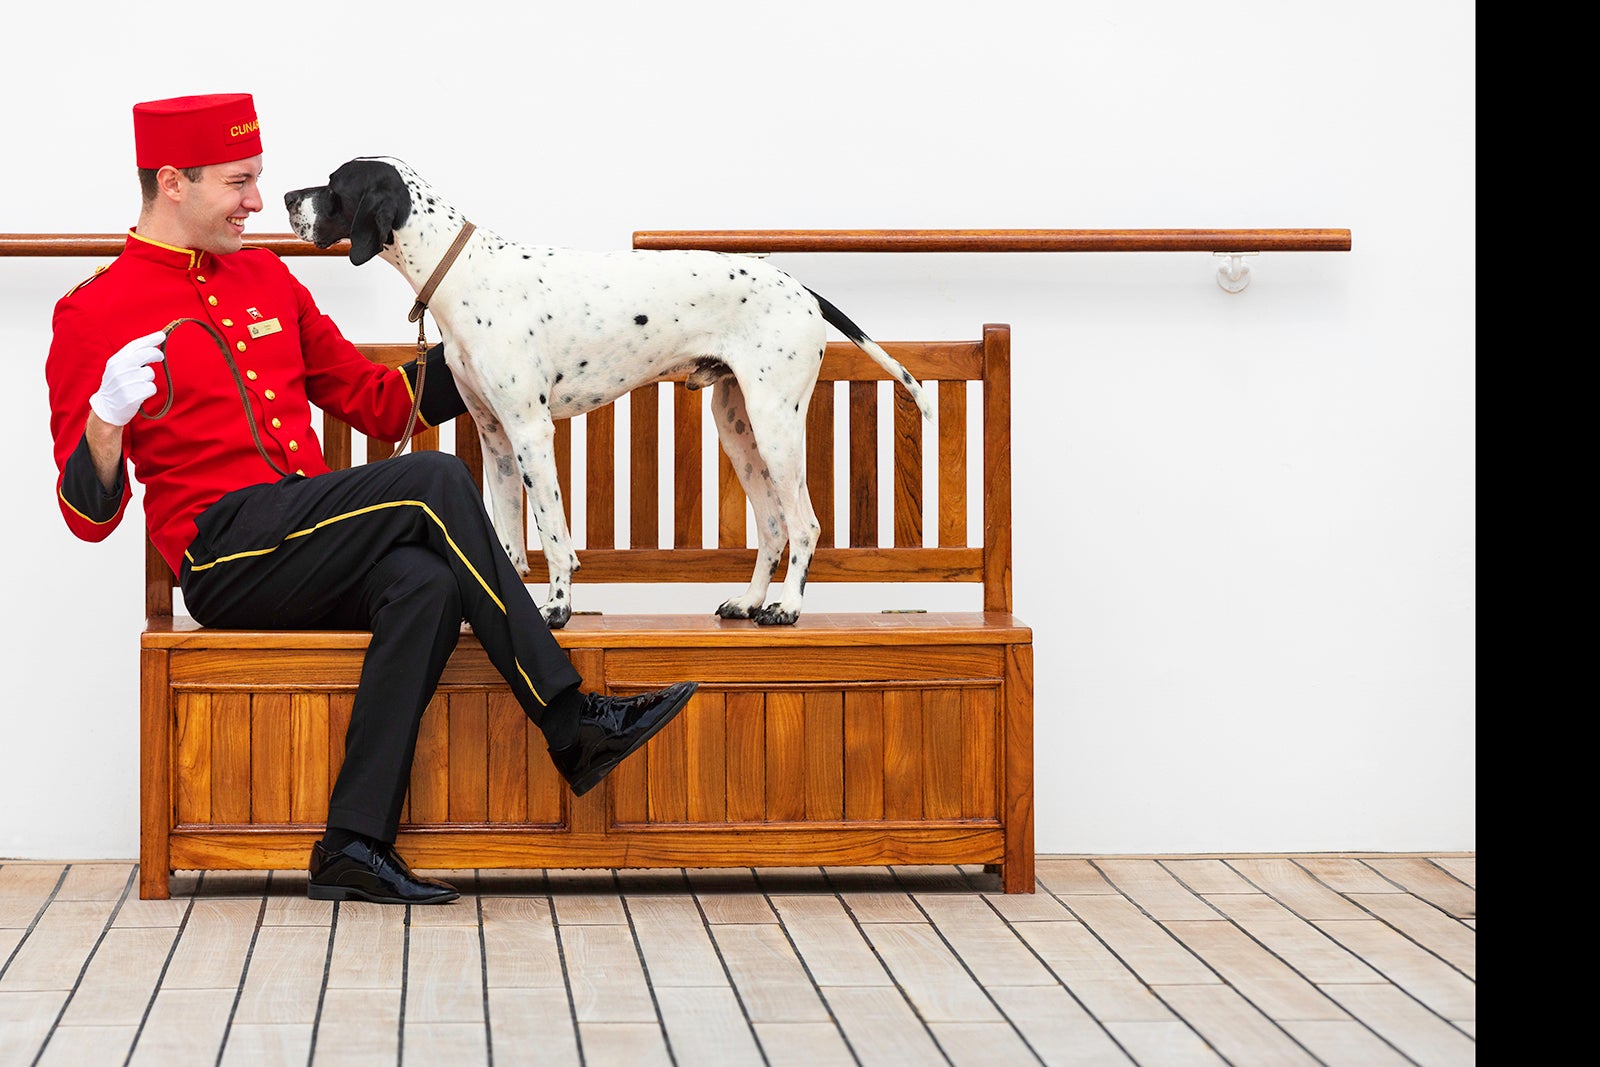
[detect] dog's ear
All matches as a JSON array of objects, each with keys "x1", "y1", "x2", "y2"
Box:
[{"x1": 347, "y1": 187, "x2": 399, "y2": 266}]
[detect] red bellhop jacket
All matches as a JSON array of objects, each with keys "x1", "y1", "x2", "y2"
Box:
[{"x1": 46, "y1": 231, "x2": 459, "y2": 576}]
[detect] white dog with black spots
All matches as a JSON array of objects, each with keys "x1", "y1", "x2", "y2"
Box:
[{"x1": 286, "y1": 157, "x2": 932, "y2": 627}]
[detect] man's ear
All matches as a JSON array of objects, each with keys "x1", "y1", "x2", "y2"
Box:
[
  {"x1": 347, "y1": 188, "x2": 397, "y2": 266},
  {"x1": 155, "y1": 165, "x2": 187, "y2": 203}
]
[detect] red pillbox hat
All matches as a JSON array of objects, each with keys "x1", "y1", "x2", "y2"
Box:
[{"x1": 132, "y1": 93, "x2": 261, "y2": 169}]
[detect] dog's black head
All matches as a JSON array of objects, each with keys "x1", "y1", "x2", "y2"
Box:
[{"x1": 284, "y1": 159, "x2": 412, "y2": 266}]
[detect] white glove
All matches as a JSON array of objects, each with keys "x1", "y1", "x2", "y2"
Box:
[{"x1": 89, "y1": 330, "x2": 167, "y2": 426}]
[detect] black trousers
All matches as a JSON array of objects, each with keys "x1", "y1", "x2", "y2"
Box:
[{"x1": 180, "y1": 451, "x2": 583, "y2": 842}]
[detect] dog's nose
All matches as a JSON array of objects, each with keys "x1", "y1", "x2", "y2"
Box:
[{"x1": 284, "y1": 189, "x2": 306, "y2": 211}]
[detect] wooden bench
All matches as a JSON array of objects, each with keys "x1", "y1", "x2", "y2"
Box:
[{"x1": 137, "y1": 322, "x2": 1034, "y2": 898}]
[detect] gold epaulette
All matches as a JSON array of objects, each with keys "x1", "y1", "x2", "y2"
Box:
[{"x1": 62, "y1": 263, "x2": 110, "y2": 299}]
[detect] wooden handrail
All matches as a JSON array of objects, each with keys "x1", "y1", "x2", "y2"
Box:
[
  {"x1": 2, "y1": 229, "x2": 1353, "y2": 258},
  {"x1": 0, "y1": 233, "x2": 346, "y2": 256},
  {"x1": 631, "y1": 229, "x2": 1352, "y2": 253}
]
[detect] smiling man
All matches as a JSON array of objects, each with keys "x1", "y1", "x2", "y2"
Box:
[{"x1": 44, "y1": 93, "x2": 697, "y2": 905}]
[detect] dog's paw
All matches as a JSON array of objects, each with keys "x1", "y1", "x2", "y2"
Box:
[
  {"x1": 752, "y1": 604, "x2": 800, "y2": 626},
  {"x1": 542, "y1": 603, "x2": 572, "y2": 630},
  {"x1": 715, "y1": 600, "x2": 757, "y2": 620},
  {"x1": 503, "y1": 542, "x2": 532, "y2": 577}
]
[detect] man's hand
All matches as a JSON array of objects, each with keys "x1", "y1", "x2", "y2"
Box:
[{"x1": 88, "y1": 330, "x2": 167, "y2": 426}]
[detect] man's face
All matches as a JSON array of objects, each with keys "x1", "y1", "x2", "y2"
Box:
[{"x1": 169, "y1": 156, "x2": 264, "y2": 255}]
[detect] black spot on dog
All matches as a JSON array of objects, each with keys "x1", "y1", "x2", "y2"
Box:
[
  {"x1": 635, "y1": 314, "x2": 648, "y2": 325},
  {"x1": 539, "y1": 394, "x2": 547, "y2": 404}
]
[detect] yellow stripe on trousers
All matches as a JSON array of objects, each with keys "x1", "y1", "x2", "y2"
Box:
[{"x1": 185, "y1": 499, "x2": 548, "y2": 705}]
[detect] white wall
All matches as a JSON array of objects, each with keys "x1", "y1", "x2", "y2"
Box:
[{"x1": 0, "y1": 2, "x2": 1474, "y2": 859}]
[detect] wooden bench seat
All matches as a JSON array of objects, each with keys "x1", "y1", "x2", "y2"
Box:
[{"x1": 138, "y1": 324, "x2": 1034, "y2": 897}]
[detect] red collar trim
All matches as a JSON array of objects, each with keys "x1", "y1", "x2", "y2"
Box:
[{"x1": 125, "y1": 229, "x2": 210, "y2": 272}]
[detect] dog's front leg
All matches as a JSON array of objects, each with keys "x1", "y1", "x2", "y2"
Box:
[
  {"x1": 504, "y1": 410, "x2": 580, "y2": 629},
  {"x1": 465, "y1": 401, "x2": 532, "y2": 577}
]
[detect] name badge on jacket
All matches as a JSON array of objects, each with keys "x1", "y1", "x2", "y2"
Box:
[{"x1": 247, "y1": 318, "x2": 283, "y2": 339}]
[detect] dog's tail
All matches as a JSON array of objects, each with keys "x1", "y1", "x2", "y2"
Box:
[{"x1": 807, "y1": 288, "x2": 934, "y2": 420}]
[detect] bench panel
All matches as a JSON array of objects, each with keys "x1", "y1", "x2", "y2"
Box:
[
  {"x1": 603, "y1": 645, "x2": 1006, "y2": 686},
  {"x1": 172, "y1": 685, "x2": 573, "y2": 832},
  {"x1": 165, "y1": 651, "x2": 1007, "y2": 830},
  {"x1": 166, "y1": 825, "x2": 1008, "y2": 873},
  {"x1": 606, "y1": 683, "x2": 999, "y2": 829},
  {"x1": 150, "y1": 630, "x2": 1022, "y2": 880}
]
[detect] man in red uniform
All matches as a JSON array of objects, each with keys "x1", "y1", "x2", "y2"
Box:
[{"x1": 46, "y1": 93, "x2": 696, "y2": 905}]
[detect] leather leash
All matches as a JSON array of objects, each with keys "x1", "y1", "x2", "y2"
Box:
[
  {"x1": 145, "y1": 318, "x2": 292, "y2": 479},
  {"x1": 396, "y1": 221, "x2": 477, "y2": 455}
]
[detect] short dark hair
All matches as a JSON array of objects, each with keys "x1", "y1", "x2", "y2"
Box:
[{"x1": 138, "y1": 165, "x2": 205, "y2": 204}]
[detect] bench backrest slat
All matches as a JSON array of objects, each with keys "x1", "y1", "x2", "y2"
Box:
[
  {"x1": 894, "y1": 387, "x2": 924, "y2": 548},
  {"x1": 806, "y1": 387, "x2": 835, "y2": 548},
  {"x1": 717, "y1": 451, "x2": 742, "y2": 548},
  {"x1": 147, "y1": 326, "x2": 1013, "y2": 615},
  {"x1": 586, "y1": 406, "x2": 616, "y2": 549},
  {"x1": 848, "y1": 380, "x2": 878, "y2": 548},
  {"x1": 939, "y1": 379, "x2": 969, "y2": 547},
  {"x1": 629, "y1": 385, "x2": 660, "y2": 548},
  {"x1": 673, "y1": 388, "x2": 701, "y2": 548}
]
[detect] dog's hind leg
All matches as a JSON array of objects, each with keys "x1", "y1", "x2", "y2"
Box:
[
  {"x1": 738, "y1": 382, "x2": 821, "y2": 627},
  {"x1": 500, "y1": 410, "x2": 581, "y2": 629},
  {"x1": 709, "y1": 378, "x2": 788, "y2": 620}
]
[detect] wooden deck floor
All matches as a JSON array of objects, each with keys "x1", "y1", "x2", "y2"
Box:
[{"x1": 0, "y1": 854, "x2": 1475, "y2": 1066}]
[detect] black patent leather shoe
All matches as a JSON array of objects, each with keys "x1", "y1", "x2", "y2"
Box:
[
  {"x1": 550, "y1": 681, "x2": 699, "y2": 796},
  {"x1": 306, "y1": 839, "x2": 460, "y2": 905}
]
